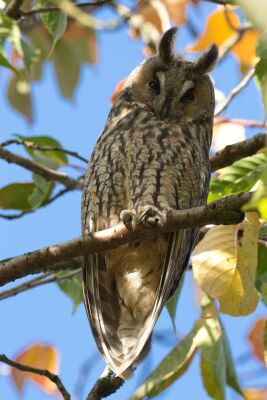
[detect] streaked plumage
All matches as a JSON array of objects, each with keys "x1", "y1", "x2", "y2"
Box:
[{"x1": 82, "y1": 28, "x2": 218, "y2": 379}]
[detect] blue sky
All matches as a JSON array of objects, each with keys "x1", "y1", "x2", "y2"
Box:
[{"x1": 0, "y1": 2, "x2": 266, "y2": 399}]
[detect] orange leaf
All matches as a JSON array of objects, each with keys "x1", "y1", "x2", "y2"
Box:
[
  {"x1": 11, "y1": 343, "x2": 59, "y2": 394},
  {"x1": 247, "y1": 318, "x2": 267, "y2": 365},
  {"x1": 244, "y1": 389, "x2": 267, "y2": 400},
  {"x1": 111, "y1": 78, "x2": 128, "y2": 104},
  {"x1": 188, "y1": 8, "x2": 259, "y2": 71}
]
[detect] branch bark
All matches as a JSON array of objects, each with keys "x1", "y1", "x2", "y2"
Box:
[
  {"x1": 0, "y1": 354, "x2": 70, "y2": 400},
  {"x1": 0, "y1": 192, "x2": 251, "y2": 287},
  {"x1": 0, "y1": 146, "x2": 82, "y2": 189},
  {"x1": 86, "y1": 367, "x2": 124, "y2": 400},
  {"x1": 210, "y1": 133, "x2": 267, "y2": 171}
]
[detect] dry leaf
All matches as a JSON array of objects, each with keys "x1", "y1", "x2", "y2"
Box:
[
  {"x1": 188, "y1": 8, "x2": 259, "y2": 71},
  {"x1": 192, "y1": 212, "x2": 260, "y2": 316},
  {"x1": 11, "y1": 343, "x2": 59, "y2": 394},
  {"x1": 248, "y1": 318, "x2": 267, "y2": 364},
  {"x1": 212, "y1": 122, "x2": 246, "y2": 152}
]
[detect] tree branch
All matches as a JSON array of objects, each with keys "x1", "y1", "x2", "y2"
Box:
[
  {"x1": 0, "y1": 269, "x2": 81, "y2": 300},
  {"x1": 214, "y1": 68, "x2": 255, "y2": 117},
  {"x1": 210, "y1": 133, "x2": 267, "y2": 171},
  {"x1": 0, "y1": 192, "x2": 251, "y2": 287},
  {"x1": 0, "y1": 146, "x2": 82, "y2": 189},
  {"x1": 86, "y1": 367, "x2": 124, "y2": 400},
  {"x1": 1, "y1": 139, "x2": 88, "y2": 164},
  {"x1": 0, "y1": 354, "x2": 70, "y2": 400}
]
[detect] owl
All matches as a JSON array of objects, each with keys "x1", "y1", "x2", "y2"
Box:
[{"x1": 82, "y1": 27, "x2": 218, "y2": 379}]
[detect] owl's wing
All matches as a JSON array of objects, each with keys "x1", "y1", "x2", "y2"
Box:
[{"x1": 83, "y1": 228, "x2": 195, "y2": 378}]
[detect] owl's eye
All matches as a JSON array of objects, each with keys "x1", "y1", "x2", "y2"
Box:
[
  {"x1": 149, "y1": 79, "x2": 160, "y2": 94},
  {"x1": 180, "y1": 88, "x2": 195, "y2": 103}
]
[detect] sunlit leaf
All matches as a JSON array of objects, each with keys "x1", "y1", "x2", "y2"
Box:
[
  {"x1": 235, "y1": 0, "x2": 267, "y2": 32},
  {"x1": 166, "y1": 275, "x2": 184, "y2": 335},
  {"x1": 208, "y1": 151, "x2": 267, "y2": 203},
  {"x1": 11, "y1": 343, "x2": 59, "y2": 394},
  {"x1": 255, "y1": 59, "x2": 267, "y2": 117},
  {"x1": 192, "y1": 212, "x2": 260, "y2": 316},
  {"x1": 247, "y1": 317, "x2": 267, "y2": 365},
  {"x1": 0, "y1": 183, "x2": 35, "y2": 211},
  {"x1": 28, "y1": 174, "x2": 54, "y2": 209},
  {"x1": 16, "y1": 134, "x2": 68, "y2": 166},
  {"x1": 130, "y1": 330, "x2": 197, "y2": 399},
  {"x1": 188, "y1": 8, "x2": 259, "y2": 71}
]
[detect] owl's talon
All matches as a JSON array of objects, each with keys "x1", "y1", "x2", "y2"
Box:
[
  {"x1": 120, "y1": 209, "x2": 136, "y2": 230},
  {"x1": 137, "y1": 205, "x2": 165, "y2": 227}
]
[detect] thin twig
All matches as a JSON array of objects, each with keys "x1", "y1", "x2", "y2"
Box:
[
  {"x1": 1, "y1": 139, "x2": 88, "y2": 164},
  {"x1": 0, "y1": 354, "x2": 71, "y2": 400},
  {"x1": 86, "y1": 367, "x2": 124, "y2": 400},
  {"x1": 217, "y1": 25, "x2": 252, "y2": 63},
  {"x1": 0, "y1": 269, "x2": 81, "y2": 300},
  {"x1": 0, "y1": 192, "x2": 252, "y2": 287},
  {"x1": 210, "y1": 133, "x2": 267, "y2": 171},
  {"x1": 149, "y1": 0, "x2": 171, "y2": 32},
  {"x1": 214, "y1": 68, "x2": 255, "y2": 117},
  {"x1": 0, "y1": 146, "x2": 82, "y2": 189},
  {"x1": 201, "y1": 0, "x2": 230, "y2": 5}
]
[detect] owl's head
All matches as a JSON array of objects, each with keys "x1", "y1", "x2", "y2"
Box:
[{"x1": 126, "y1": 27, "x2": 218, "y2": 121}]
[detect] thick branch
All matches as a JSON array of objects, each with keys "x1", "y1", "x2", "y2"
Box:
[
  {"x1": 0, "y1": 192, "x2": 251, "y2": 287},
  {"x1": 0, "y1": 354, "x2": 70, "y2": 400},
  {"x1": 210, "y1": 133, "x2": 267, "y2": 171},
  {"x1": 0, "y1": 146, "x2": 82, "y2": 189}
]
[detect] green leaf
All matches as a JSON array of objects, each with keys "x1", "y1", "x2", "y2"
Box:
[
  {"x1": 57, "y1": 271, "x2": 83, "y2": 312},
  {"x1": 0, "y1": 40, "x2": 19, "y2": 74},
  {"x1": 255, "y1": 59, "x2": 267, "y2": 117},
  {"x1": 257, "y1": 30, "x2": 267, "y2": 60},
  {"x1": 235, "y1": 0, "x2": 267, "y2": 32},
  {"x1": 130, "y1": 330, "x2": 197, "y2": 399},
  {"x1": 28, "y1": 174, "x2": 54, "y2": 209},
  {"x1": 17, "y1": 135, "x2": 68, "y2": 167},
  {"x1": 221, "y1": 324, "x2": 243, "y2": 396},
  {"x1": 165, "y1": 275, "x2": 184, "y2": 335},
  {"x1": 196, "y1": 318, "x2": 226, "y2": 400},
  {"x1": 7, "y1": 74, "x2": 32, "y2": 122},
  {"x1": 209, "y1": 152, "x2": 267, "y2": 202},
  {"x1": 256, "y1": 243, "x2": 267, "y2": 305},
  {"x1": 0, "y1": 182, "x2": 36, "y2": 211},
  {"x1": 37, "y1": 0, "x2": 67, "y2": 53},
  {"x1": 0, "y1": 11, "x2": 39, "y2": 73}
]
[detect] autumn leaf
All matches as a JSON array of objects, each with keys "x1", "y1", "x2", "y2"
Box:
[
  {"x1": 244, "y1": 388, "x2": 267, "y2": 400},
  {"x1": 188, "y1": 8, "x2": 259, "y2": 72},
  {"x1": 247, "y1": 318, "x2": 267, "y2": 365},
  {"x1": 192, "y1": 212, "x2": 260, "y2": 316},
  {"x1": 11, "y1": 343, "x2": 59, "y2": 394}
]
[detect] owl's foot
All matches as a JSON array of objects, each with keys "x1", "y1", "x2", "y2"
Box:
[
  {"x1": 137, "y1": 205, "x2": 166, "y2": 227},
  {"x1": 120, "y1": 209, "x2": 136, "y2": 231}
]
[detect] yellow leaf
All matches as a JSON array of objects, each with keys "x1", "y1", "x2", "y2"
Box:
[
  {"x1": 212, "y1": 122, "x2": 246, "y2": 152},
  {"x1": 11, "y1": 343, "x2": 59, "y2": 394},
  {"x1": 188, "y1": 8, "x2": 259, "y2": 71},
  {"x1": 192, "y1": 212, "x2": 260, "y2": 316}
]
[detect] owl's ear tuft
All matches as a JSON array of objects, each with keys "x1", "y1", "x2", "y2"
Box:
[
  {"x1": 193, "y1": 44, "x2": 218, "y2": 74},
  {"x1": 158, "y1": 27, "x2": 178, "y2": 65}
]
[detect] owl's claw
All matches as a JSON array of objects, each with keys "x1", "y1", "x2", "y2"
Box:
[
  {"x1": 137, "y1": 205, "x2": 165, "y2": 227},
  {"x1": 120, "y1": 209, "x2": 136, "y2": 231}
]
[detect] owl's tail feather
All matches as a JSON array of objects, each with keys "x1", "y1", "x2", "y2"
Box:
[{"x1": 83, "y1": 231, "x2": 191, "y2": 378}]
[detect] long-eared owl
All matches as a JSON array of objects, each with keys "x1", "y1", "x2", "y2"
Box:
[{"x1": 82, "y1": 28, "x2": 218, "y2": 379}]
